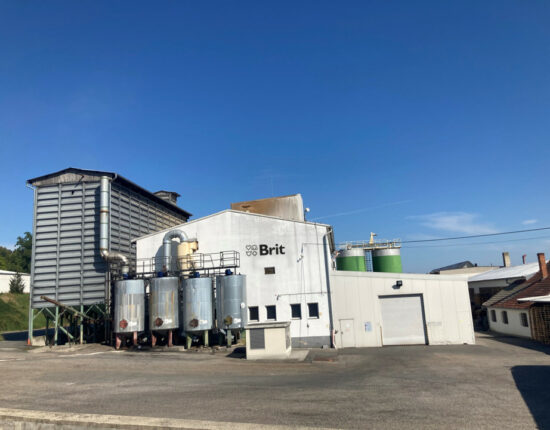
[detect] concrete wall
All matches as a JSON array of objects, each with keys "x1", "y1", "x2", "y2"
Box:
[
  {"x1": 329, "y1": 271, "x2": 474, "y2": 348},
  {"x1": 0, "y1": 271, "x2": 30, "y2": 293},
  {"x1": 136, "y1": 210, "x2": 332, "y2": 347},
  {"x1": 488, "y1": 307, "x2": 532, "y2": 338}
]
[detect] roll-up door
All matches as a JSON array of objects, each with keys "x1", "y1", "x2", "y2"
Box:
[{"x1": 379, "y1": 295, "x2": 427, "y2": 345}]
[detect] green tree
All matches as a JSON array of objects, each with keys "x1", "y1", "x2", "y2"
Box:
[
  {"x1": 12, "y1": 232, "x2": 32, "y2": 273},
  {"x1": 9, "y1": 272, "x2": 25, "y2": 294},
  {"x1": 0, "y1": 232, "x2": 32, "y2": 273}
]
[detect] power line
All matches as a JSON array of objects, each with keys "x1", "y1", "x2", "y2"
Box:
[
  {"x1": 402, "y1": 226, "x2": 550, "y2": 244},
  {"x1": 402, "y1": 234, "x2": 550, "y2": 249}
]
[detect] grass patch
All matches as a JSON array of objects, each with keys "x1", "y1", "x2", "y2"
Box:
[{"x1": 0, "y1": 293, "x2": 46, "y2": 333}]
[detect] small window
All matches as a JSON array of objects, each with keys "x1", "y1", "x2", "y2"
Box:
[
  {"x1": 490, "y1": 310, "x2": 496, "y2": 322},
  {"x1": 249, "y1": 306, "x2": 259, "y2": 322},
  {"x1": 266, "y1": 305, "x2": 277, "y2": 320},
  {"x1": 291, "y1": 304, "x2": 302, "y2": 319},
  {"x1": 502, "y1": 311, "x2": 508, "y2": 324},
  {"x1": 521, "y1": 313, "x2": 529, "y2": 327},
  {"x1": 307, "y1": 302, "x2": 319, "y2": 319},
  {"x1": 264, "y1": 267, "x2": 276, "y2": 275}
]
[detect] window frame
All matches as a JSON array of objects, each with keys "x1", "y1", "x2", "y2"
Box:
[
  {"x1": 307, "y1": 302, "x2": 319, "y2": 319},
  {"x1": 520, "y1": 312, "x2": 529, "y2": 327},
  {"x1": 266, "y1": 305, "x2": 277, "y2": 321},
  {"x1": 248, "y1": 306, "x2": 259, "y2": 322},
  {"x1": 290, "y1": 303, "x2": 302, "y2": 320},
  {"x1": 490, "y1": 309, "x2": 496, "y2": 322},
  {"x1": 501, "y1": 311, "x2": 508, "y2": 325}
]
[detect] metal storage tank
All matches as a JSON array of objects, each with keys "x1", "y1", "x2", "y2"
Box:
[
  {"x1": 216, "y1": 275, "x2": 247, "y2": 330},
  {"x1": 181, "y1": 277, "x2": 214, "y2": 333},
  {"x1": 372, "y1": 248, "x2": 403, "y2": 273},
  {"x1": 149, "y1": 277, "x2": 179, "y2": 330},
  {"x1": 336, "y1": 248, "x2": 366, "y2": 272},
  {"x1": 113, "y1": 279, "x2": 146, "y2": 334}
]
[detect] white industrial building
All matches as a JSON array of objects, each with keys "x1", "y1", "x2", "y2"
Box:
[
  {"x1": 330, "y1": 271, "x2": 474, "y2": 347},
  {"x1": 135, "y1": 204, "x2": 475, "y2": 349},
  {"x1": 0, "y1": 270, "x2": 30, "y2": 294},
  {"x1": 135, "y1": 209, "x2": 334, "y2": 348}
]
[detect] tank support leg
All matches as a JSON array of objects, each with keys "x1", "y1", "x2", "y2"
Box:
[
  {"x1": 133, "y1": 331, "x2": 138, "y2": 346},
  {"x1": 168, "y1": 330, "x2": 173, "y2": 347},
  {"x1": 54, "y1": 307, "x2": 59, "y2": 346},
  {"x1": 151, "y1": 332, "x2": 157, "y2": 347},
  {"x1": 204, "y1": 330, "x2": 209, "y2": 347},
  {"x1": 45, "y1": 316, "x2": 49, "y2": 346},
  {"x1": 115, "y1": 334, "x2": 122, "y2": 350},
  {"x1": 186, "y1": 334, "x2": 192, "y2": 349},
  {"x1": 80, "y1": 305, "x2": 84, "y2": 344}
]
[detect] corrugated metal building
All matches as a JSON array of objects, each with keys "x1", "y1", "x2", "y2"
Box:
[{"x1": 27, "y1": 168, "x2": 191, "y2": 310}]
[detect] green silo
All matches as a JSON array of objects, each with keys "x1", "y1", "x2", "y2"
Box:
[
  {"x1": 372, "y1": 248, "x2": 402, "y2": 273},
  {"x1": 336, "y1": 248, "x2": 366, "y2": 272}
]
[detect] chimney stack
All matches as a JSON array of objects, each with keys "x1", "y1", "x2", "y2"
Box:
[
  {"x1": 537, "y1": 253, "x2": 548, "y2": 279},
  {"x1": 502, "y1": 252, "x2": 511, "y2": 268}
]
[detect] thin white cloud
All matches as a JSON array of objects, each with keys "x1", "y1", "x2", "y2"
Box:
[
  {"x1": 311, "y1": 200, "x2": 412, "y2": 221},
  {"x1": 522, "y1": 219, "x2": 538, "y2": 225},
  {"x1": 409, "y1": 212, "x2": 497, "y2": 235}
]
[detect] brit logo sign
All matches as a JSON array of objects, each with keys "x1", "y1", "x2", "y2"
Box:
[{"x1": 246, "y1": 244, "x2": 286, "y2": 257}]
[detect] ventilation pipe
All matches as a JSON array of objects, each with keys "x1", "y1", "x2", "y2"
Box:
[
  {"x1": 100, "y1": 176, "x2": 129, "y2": 275},
  {"x1": 163, "y1": 229, "x2": 189, "y2": 271}
]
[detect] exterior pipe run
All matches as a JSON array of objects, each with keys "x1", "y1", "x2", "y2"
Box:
[
  {"x1": 100, "y1": 176, "x2": 129, "y2": 275},
  {"x1": 163, "y1": 229, "x2": 188, "y2": 271}
]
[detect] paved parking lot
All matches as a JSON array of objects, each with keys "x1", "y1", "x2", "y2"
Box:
[{"x1": 1, "y1": 333, "x2": 549, "y2": 429}]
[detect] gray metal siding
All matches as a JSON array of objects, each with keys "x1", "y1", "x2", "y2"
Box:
[
  {"x1": 110, "y1": 182, "x2": 185, "y2": 270},
  {"x1": 31, "y1": 179, "x2": 187, "y2": 309},
  {"x1": 31, "y1": 182, "x2": 105, "y2": 308}
]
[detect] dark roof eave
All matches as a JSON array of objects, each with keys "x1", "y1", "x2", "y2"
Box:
[{"x1": 27, "y1": 167, "x2": 192, "y2": 218}]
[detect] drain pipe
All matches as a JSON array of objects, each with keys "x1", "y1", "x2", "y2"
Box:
[
  {"x1": 100, "y1": 176, "x2": 129, "y2": 275},
  {"x1": 163, "y1": 229, "x2": 189, "y2": 271}
]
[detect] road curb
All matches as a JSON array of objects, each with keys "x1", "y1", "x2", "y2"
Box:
[{"x1": 0, "y1": 408, "x2": 326, "y2": 430}]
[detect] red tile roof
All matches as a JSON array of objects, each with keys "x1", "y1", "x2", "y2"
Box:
[{"x1": 492, "y1": 264, "x2": 550, "y2": 309}]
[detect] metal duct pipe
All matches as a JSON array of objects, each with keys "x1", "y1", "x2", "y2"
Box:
[
  {"x1": 99, "y1": 176, "x2": 129, "y2": 275},
  {"x1": 163, "y1": 229, "x2": 188, "y2": 271}
]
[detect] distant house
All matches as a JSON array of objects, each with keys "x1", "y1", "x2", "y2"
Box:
[
  {"x1": 469, "y1": 260, "x2": 541, "y2": 306},
  {"x1": 430, "y1": 260, "x2": 496, "y2": 276},
  {"x1": 484, "y1": 253, "x2": 550, "y2": 343}
]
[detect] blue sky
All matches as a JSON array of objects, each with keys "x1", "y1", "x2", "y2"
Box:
[{"x1": 1, "y1": 1, "x2": 549, "y2": 272}]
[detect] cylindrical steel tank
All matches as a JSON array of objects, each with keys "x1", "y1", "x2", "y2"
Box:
[
  {"x1": 372, "y1": 248, "x2": 403, "y2": 273},
  {"x1": 181, "y1": 277, "x2": 214, "y2": 333},
  {"x1": 149, "y1": 277, "x2": 179, "y2": 331},
  {"x1": 114, "y1": 279, "x2": 145, "y2": 334},
  {"x1": 336, "y1": 248, "x2": 366, "y2": 272},
  {"x1": 216, "y1": 275, "x2": 247, "y2": 330}
]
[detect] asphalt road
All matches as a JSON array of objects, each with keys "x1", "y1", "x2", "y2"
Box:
[{"x1": 1, "y1": 333, "x2": 549, "y2": 429}]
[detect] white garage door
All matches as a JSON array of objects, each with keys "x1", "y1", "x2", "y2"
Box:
[{"x1": 379, "y1": 295, "x2": 427, "y2": 346}]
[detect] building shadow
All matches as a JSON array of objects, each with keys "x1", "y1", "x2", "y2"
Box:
[
  {"x1": 512, "y1": 366, "x2": 550, "y2": 429},
  {"x1": 484, "y1": 333, "x2": 550, "y2": 355},
  {"x1": 226, "y1": 346, "x2": 246, "y2": 359}
]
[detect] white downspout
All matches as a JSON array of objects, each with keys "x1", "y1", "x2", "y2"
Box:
[{"x1": 100, "y1": 176, "x2": 129, "y2": 275}]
